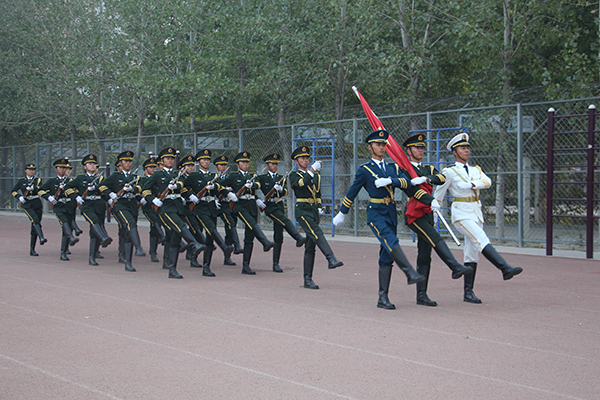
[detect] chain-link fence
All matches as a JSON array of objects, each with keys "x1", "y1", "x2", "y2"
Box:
[{"x1": 2, "y1": 97, "x2": 598, "y2": 252}]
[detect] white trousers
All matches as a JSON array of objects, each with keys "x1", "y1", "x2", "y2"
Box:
[{"x1": 453, "y1": 219, "x2": 491, "y2": 263}]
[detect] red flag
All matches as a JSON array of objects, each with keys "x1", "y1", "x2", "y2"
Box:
[{"x1": 352, "y1": 86, "x2": 432, "y2": 224}]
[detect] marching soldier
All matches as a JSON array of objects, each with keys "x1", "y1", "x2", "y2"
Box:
[
  {"x1": 65, "y1": 163, "x2": 84, "y2": 251},
  {"x1": 257, "y1": 153, "x2": 307, "y2": 272},
  {"x1": 12, "y1": 163, "x2": 46, "y2": 256},
  {"x1": 290, "y1": 146, "x2": 343, "y2": 289},
  {"x1": 400, "y1": 133, "x2": 472, "y2": 307},
  {"x1": 184, "y1": 149, "x2": 234, "y2": 277},
  {"x1": 332, "y1": 130, "x2": 424, "y2": 308},
  {"x1": 65, "y1": 154, "x2": 113, "y2": 266},
  {"x1": 99, "y1": 150, "x2": 144, "y2": 272},
  {"x1": 141, "y1": 147, "x2": 206, "y2": 279},
  {"x1": 220, "y1": 151, "x2": 275, "y2": 275},
  {"x1": 112, "y1": 159, "x2": 127, "y2": 265},
  {"x1": 433, "y1": 133, "x2": 523, "y2": 303},
  {"x1": 139, "y1": 156, "x2": 166, "y2": 263},
  {"x1": 214, "y1": 155, "x2": 244, "y2": 265},
  {"x1": 39, "y1": 158, "x2": 79, "y2": 261}
]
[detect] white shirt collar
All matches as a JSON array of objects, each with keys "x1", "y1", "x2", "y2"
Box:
[
  {"x1": 372, "y1": 158, "x2": 385, "y2": 165},
  {"x1": 411, "y1": 161, "x2": 421, "y2": 167}
]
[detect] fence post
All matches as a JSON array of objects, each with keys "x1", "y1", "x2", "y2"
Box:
[
  {"x1": 426, "y1": 112, "x2": 432, "y2": 163},
  {"x1": 353, "y1": 119, "x2": 359, "y2": 237},
  {"x1": 517, "y1": 103, "x2": 524, "y2": 247},
  {"x1": 585, "y1": 104, "x2": 596, "y2": 259},
  {"x1": 238, "y1": 129, "x2": 244, "y2": 152},
  {"x1": 546, "y1": 108, "x2": 555, "y2": 256}
]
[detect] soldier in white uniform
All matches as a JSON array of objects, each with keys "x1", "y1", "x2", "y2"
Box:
[{"x1": 433, "y1": 133, "x2": 523, "y2": 303}]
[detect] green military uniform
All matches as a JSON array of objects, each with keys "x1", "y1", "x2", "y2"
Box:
[
  {"x1": 257, "y1": 153, "x2": 307, "y2": 272},
  {"x1": 65, "y1": 163, "x2": 84, "y2": 242},
  {"x1": 289, "y1": 146, "x2": 343, "y2": 289},
  {"x1": 65, "y1": 154, "x2": 113, "y2": 266},
  {"x1": 12, "y1": 163, "x2": 46, "y2": 256},
  {"x1": 141, "y1": 147, "x2": 206, "y2": 279},
  {"x1": 99, "y1": 150, "x2": 144, "y2": 272},
  {"x1": 184, "y1": 149, "x2": 233, "y2": 277},
  {"x1": 220, "y1": 151, "x2": 274, "y2": 275},
  {"x1": 139, "y1": 156, "x2": 166, "y2": 263},
  {"x1": 401, "y1": 134, "x2": 472, "y2": 306},
  {"x1": 214, "y1": 155, "x2": 243, "y2": 265},
  {"x1": 39, "y1": 158, "x2": 80, "y2": 261}
]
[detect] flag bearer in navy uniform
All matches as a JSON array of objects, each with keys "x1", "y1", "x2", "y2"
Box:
[
  {"x1": 433, "y1": 133, "x2": 523, "y2": 304},
  {"x1": 13, "y1": 163, "x2": 46, "y2": 256},
  {"x1": 214, "y1": 155, "x2": 243, "y2": 265},
  {"x1": 332, "y1": 130, "x2": 424, "y2": 309},
  {"x1": 39, "y1": 158, "x2": 79, "y2": 261},
  {"x1": 139, "y1": 156, "x2": 166, "y2": 263},
  {"x1": 141, "y1": 147, "x2": 206, "y2": 279},
  {"x1": 99, "y1": 150, "x2": 143, "y2": 272},
  {"x1": 290, "y1": 146, "x2": 343, "y2": 290},
  {"x1": 257, "y1": 153, "x2": 307, "y2": 272},
  {"x1": 184, "y1": 149, "x2": 234, "y2": 277},
  {"x1": 220, "y1": 151, "x2": 275, "y2": 275},
  {"x1": 65, "y1": 154, "x2": 113, "y2": 266},
  {"x1": 399, "y1": 134, "x2": 473, "y2": 307}
]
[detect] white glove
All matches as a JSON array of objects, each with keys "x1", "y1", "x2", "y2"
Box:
[
  {"x1": 59, "y1": 183, "x2": 65, "y2": 189},
  {"x1": 411, "y1": 176, "x2": 428, "y2": 186},
  {"x1": 168, "y1": 183, "x2": 178, "y2": 190},
  {"x1": 109, "y1": 192, "x2": 118, "y2": 200},
  {"x1": 457, "y1": 182, "x2": 472, "y2": 190},
  {"x1": 123, "y1": 184, "x2": 133, "y2": 192},
  {"x1": 19, "y1": 196, "x2": 26, "y2": 204},
  {"x1": 430, "y1": 199, "x2": 441, "y2": 213},
  {"x1": 108, "y1": 198, "x2": 114, "y2": 206},
  {"x1": 26, "y1": 185, "x2": 34, "y2": 191},
  {"x1": 87, "y1": 184, "x2": 96, "y2": 191},
  {"x1": 227, "y1": 192, "x2": 238, "y2": 202},
  {"x1": 182, "y1": 198, "x2": 186, "y2": 205},
  {"x1": 244, "y1": 181, "x2": 253, "y2": 189},
  {"x1": 318, "y1": 207, "x2": 325, "y2": 216},
  {"x1": 152, "y1": 198, "x2": 163, "y2": 208},
  {"x1": 214, "y1": 200, "x2": 221, "y2": 210},
  {"x1": 311, "y1": 161, "x2": 322, "y2": 171},
  {"x1": 205, "y1": 182, "x2": 215, "y2": 190},
  {"x1": 76, "y1": 196, "x2": 84, "y2": 205},
  {"x1": 256, "y1": 199, "x2": 266, "y2": 210},
  {"x1": 332, "y1": 212, "x2": 346, "y2": 226},
  {"x1": 140, "y1": 198, "x2": 147, "y2": 206},
  {"x1": 47, "y1": 195, "x2": 57, "y2": 205},
  {"x1": 274, "y1": 183, "x2": 283, "y2": 192},
  {"x1": 375, "y1": 178, "x2": 392, "y2": 188},
  {"x1": 189, "y1": 194, "x2": 199, "y2": 204}
]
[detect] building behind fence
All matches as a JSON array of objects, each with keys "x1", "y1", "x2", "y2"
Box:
[{"x1": 2, "y1": 98, "x2": 598, "y2": 253}]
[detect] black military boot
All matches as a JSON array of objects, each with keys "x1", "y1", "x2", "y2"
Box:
[
  {"x1": 227, "y1": 225, "x2": 244, "y2": 254},
  {"x1": 152, "y1": 222, "x2": 166, "y2": 245},
  {"x1": 272, "y1": 243, "x2": 283, "y2": 273},
  {"x1": 251, "y1": 225, "x2": 275, "y2": 252},
  {"x1": 62, "y1": 223, "x2": 79, "y2": 246},
  {"x1": 390, "y1": 245, "x2": 425, "y2": 284},
  {"x1": 202, "y1": 244, "x2": 216, "y2": 277},
  {"x1": 433, "y1": 240, "x2": 472, "y2": 279},
  {"x1": 118, "y1": 235, "x2": 126, "y2": 264},
  {"x1": 416, "y1": 264, "x2": 437, "y2": 306},
  {"x1": 130, "y1": 226, "x2": 146, "y2": 257},
  {"x1": 162, "y1": 242, "x2": 170, "y2": 269},
  {"x1": 377, "y1": 264, "x2": 395, "y2": 309},
  {"x1": 33, "y1": 224, "x2": 47, "y2": 245},
  {"x1": 303, "y1": 252, "x2": 319, "y2": 289},
  {"x1": 30, "y1": 233, "x2": 39, "y2": 256},
  {"x1": 481, "y1": 244, "x2": 523, "y2": 280},
  {"x1": 211, "y1": 229, "x2": 234, "y2": 260},
  {"x1": 284, "y1": 219, "x2": 307, "y2": 247},
  {"x1": 180, "y1": 227, "x2": 207, "y2": 256},
  {"x1": 89, "y1": 237, "x2": 99, "y2": 266},
  {"x1": 91, "y1": 224, "x2": 112, "y2": 248},
  {"x1": 241, "y1": 242, "x2": 256, "y2": 275},
  {"x1": 463, "y1": 262, "x2": 481, "y2": 303},
  {"x1": 149, "y1": 235, "x2": 160, "y2": 262},
  {"x1": 60, "y1": 235, "x2": 70, "y2": 261},
  {"x1": 123, "y1": 241, "x2": 136, "y2": 272},
  {"x1": 167, "y1": 244, "x2": 183, "y2": 279},
  {"x1": 71, "y1": 220, "x2": 83, "y2": 236},
  {"x1": 314, "y1": 236, "x2": 343, "y2": 269}
]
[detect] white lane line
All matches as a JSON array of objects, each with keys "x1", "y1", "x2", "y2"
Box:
[
  {"x1": 1, "y1": 301, "x2": 587, "y2": 400},
  {"x1": 0, "y1": 354, "x2": 125, "y2": 400}
]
